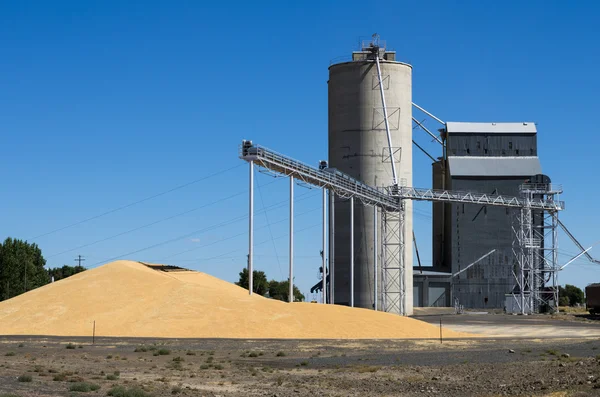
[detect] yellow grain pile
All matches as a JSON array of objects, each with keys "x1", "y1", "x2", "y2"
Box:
[{"x1": 0, "y1": 260, "x2": 467, "y2": 339}]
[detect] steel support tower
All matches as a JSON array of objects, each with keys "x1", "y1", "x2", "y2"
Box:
[
  {"x1": 239, "y1": 141, "x2": 565, "y2": 315},
  {"x1": 512, "y1": 183, "x2": 562, "y2": 314}
]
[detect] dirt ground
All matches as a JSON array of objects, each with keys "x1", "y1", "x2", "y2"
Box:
[{"x1": 1, "y1": 335, "x2": 600, "y2": 397}]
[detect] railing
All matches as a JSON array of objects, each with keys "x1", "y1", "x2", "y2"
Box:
[
  {"x1": 520, "y1": 183, "x2": 563, "y2": 194},
  {"x1": 239, "y1": 142, "x2": 565, "y2": 212},
  {"x1": 397, "y1": 187, "x2": 564, "y2": 211},
  {"x1": 240, "y1": 143, "x2": 400, "y2": 210}
]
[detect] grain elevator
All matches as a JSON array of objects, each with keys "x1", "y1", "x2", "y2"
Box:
[{"x1": 328, "y1": 39, "x2": 413, "y2": 314}]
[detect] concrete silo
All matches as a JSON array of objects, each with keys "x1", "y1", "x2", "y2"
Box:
[{"x1": 328, "y1": 40, "x2": 413, "y2": 315}]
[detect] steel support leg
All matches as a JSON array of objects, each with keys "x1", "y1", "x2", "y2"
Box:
[
  {"x1": 289, "y1": 176, "x2": 294, "y2": 303},
  {"x1": 248, "y1": 161, "x2": 254, "y2": 295},
  {"x1": 329, "y1": 192, "x2": 335, "y2": 304},
  {"x1": 322, "y1": 188, "x2": 327, "y2": 304},
  {"x1": 350, "y1": 196, "x2": 354, "y2": 308},
  {"x1": 374, "y1": 205, "x2": 378, "y2": 311}
]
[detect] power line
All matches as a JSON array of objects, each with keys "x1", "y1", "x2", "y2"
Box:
[
  {"x1": 90, "y1": 192, "x2": 320, "y2": 267},
  {"x1": 256, "y1": 176, "x2": 283, "y2": 279},
  {"x1": 46, "y1": 176, "x2": 282, "y2": 259},
  {"x1": 180, "y1": 222, "x2": 322, "y2": 266},
  {"x1": 47, "y1": 190, "x2": 245, "y2": 258},
  {"x1": 159, "y1": 204, "x2": 320, "y2": 261},
  {"x1": 29, "y1": 163, "x2": 244, "y2": 240}
]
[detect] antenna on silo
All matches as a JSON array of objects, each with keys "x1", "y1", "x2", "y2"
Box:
[{"x1": 371, "y1": 33, "x2": 379, "y2": 47}]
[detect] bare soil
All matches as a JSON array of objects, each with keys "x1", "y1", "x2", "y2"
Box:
[{"x1": 1, "y1": 336, "x2": 600, "y2": 396}]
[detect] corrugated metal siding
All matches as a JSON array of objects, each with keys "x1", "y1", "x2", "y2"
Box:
[
  {"x1": 449, "y1": 178, "x2": 523, "y2": 309},
  {"x1": 446, "y1": 122, "x2": 537, "y2": 134},
  {"x1": 447, "y1": 133, "x2": 537, "y2": 157},
  {"x1": 448, "y1": 156, "x2": 541, "y2": 176}
]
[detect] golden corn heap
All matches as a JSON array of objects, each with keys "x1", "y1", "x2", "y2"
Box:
[{"x1": 0, "y1": 261, "x2": 468, "y2": 339}]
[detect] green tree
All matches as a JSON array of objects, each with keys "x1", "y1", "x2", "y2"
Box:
[
  {"x1": 47, "y1": 265, "x2": 86, "y2": 282},
  {"x1": 0, "y1": 238, "x2": 48, "y2": 301},
  {"x1": 268, "y1": 280, "x2": 305, "y2": 302},
  {"x1": 236, "y1": 268, "x2": 269, "y2": 296},
  {"x1": 558, "y1": 284, "x2": 585, "y2": 306},
  {"x1": 558, "y1": 295, "x2": 570, "y2": 307}
]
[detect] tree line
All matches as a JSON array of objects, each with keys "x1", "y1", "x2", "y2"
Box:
[
  {"x1": 558, "y1": 284, "x2": 584, "y2": 307},
  {"x1": 235, "y1": 268, "x2": 305, "y2": 302},
  {"x1": 0, "y1": 238, "x2": 85, "y2": 301}
]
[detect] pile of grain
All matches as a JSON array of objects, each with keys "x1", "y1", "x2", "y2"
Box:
[{"x1": 0, "y1": 260, "x2": 467, "y2": 339}]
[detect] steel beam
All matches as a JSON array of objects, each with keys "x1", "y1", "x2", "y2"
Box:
[
  {"x1": 248, "y1": 161, "x2": 254, "y2": 295},
  {"x1": 289, "y1": 176, "x2": 294, "y2": 302},
  {"x1": 373, "y1": 205, "x2": 378, "y2": 311},
  {"x1": 350, "y1": 196, "x2": 354, "y2": 308},
  {"x1": 412, "y1": 102, "x2": 445, "y2": 125},
  {"x1": 329, "y1": 192, "x2": 335, "y2": 304},
  {"x1": 375, "y1": 56, "x2": 398, "y2": 186},
  {"x1": 322, "y1": 188, "x2": 327, "y2": 304}
]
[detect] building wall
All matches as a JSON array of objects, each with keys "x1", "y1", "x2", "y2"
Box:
[
  {"x1": 427, "y1": 125, "x2": 543, "y2": 309},
  {"x1": 448, "y1": 177, "x2": 524, "y2": 309},
  {"x1": 328, "y1": 59, "x2": 414, "y2": 314}
]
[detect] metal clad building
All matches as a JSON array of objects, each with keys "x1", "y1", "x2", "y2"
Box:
[
  {"x1": 416, "y1": 122, "x2": 543, "y2": 309},
  {"x1": 328, "y1": 44, "x2": 414, "y2": 314}
]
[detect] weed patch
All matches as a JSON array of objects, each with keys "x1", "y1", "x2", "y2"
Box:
[
  {"x1": 354, "y1": 365, "x2": 380, "y2": 373},
  {"x1": 69, "y1": 382, "x2": 100, "y2": 392},
  {"x1": 17, "y1": 375, "x2": 32, "y2": 382}
]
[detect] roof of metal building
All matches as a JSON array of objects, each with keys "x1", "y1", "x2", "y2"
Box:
[
  {"x1": 446, "y1": 122, "x2": 537, "y2": 134},
  {"x1": 448, "y1": 156, "x2": 542, "y2": 177}
]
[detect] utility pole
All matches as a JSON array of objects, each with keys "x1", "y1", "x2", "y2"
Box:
[{"x1": 75, "y1": 255, "x2": 85, "y2": 267}]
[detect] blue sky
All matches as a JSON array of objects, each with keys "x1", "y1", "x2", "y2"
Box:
[{"x1": 1, "y1": 1, "x2": 598, "y2": 298}]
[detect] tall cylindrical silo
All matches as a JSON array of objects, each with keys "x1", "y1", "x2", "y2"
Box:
[{"x1": 328, "y1": 44, "x2": 413, "y2": 315}]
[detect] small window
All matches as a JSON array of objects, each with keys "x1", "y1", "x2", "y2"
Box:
[
  {"x1": 516, "y1": 149, "x2": 519, "y2": 155},
  {"x1": 530, "y1": 148, "x2": 534, "y2": 155},
  {"x1": 466, "y1": 148, "x2": 470, "y2": 154},
  {"x1": 484, "y1": 149, "x2": 488, "y2": 154},
  {"x1": 477, "y1": 141, "x2": 481, "y2": 149},
  {"x1": 508, "y1": 142, "x2": 513, "y2": 149},
  {"x1": 462, "y1": 204, "x2": 465, "y2": 214}
]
